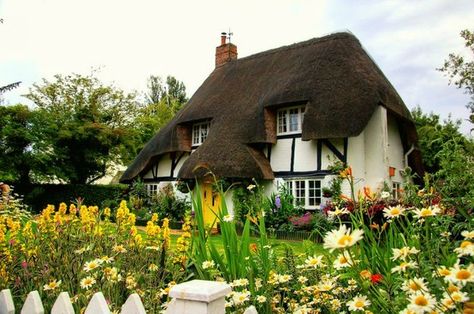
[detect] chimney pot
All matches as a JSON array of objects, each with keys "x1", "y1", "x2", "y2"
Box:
[
  {"x1": 215, "y1": 32, "x2": 237, "y2": 68},
  {"x1": 220, "y1": 32, "x2": 227, "y2": 45}
]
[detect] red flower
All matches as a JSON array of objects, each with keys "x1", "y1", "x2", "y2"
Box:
[{"x1": 371, "y1": 274, "x2": 383, "y2": 284}]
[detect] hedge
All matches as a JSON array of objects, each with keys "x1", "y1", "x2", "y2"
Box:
[{"x1": 11, "y1": 183, "x2": 129, "y2": 213}]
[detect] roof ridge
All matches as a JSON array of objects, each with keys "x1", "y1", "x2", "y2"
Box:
[{"x1": 235, "y1": 32, "x2": 358, "y2": 64}]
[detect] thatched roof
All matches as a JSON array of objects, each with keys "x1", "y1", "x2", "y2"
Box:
[{"x1": 121, "y1": 32, "x2": 421, "y2": 183}]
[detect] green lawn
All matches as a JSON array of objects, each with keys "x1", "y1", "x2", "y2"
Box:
[{"x1": 168, "y1": 233, "x2": 324, "y2": 257}]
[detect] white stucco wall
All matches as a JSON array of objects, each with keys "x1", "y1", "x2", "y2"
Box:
[
  {"x1": 293, "y1": 139, "x2": 318, "y2": 171},
  {"x1": 346, "y1": 131, "x2": 366, "y2": 194},
  {"x1": 157, "y1": 154, "x2": 173, "y2": 177},
  {"x1": 363, "y1": 106, "x2": 389, "y2": 191},
  {"x1": 387, "y1": 115, "x2": 405, "y2": 184},
  {"x1": 270, "y1": 139, "x2": 292, "y2": 171}
]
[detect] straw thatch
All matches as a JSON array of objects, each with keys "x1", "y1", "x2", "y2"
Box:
[{"x1": 121, "y1": 32, "x2": 422, "y2": 183}]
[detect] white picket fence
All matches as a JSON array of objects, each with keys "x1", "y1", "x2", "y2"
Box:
[{"x1": 0, "y1": 280, "x2": 258, "y2": 314}]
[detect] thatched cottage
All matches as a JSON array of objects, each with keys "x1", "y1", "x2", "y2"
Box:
[{"x1": 121, "y1": 32, "x2": 422, "y2": 222}]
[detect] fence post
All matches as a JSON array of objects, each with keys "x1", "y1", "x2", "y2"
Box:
[
  {"x1": 51, "y1": 292, "x2": 74, "y2": 314},
  {"x1": 21, "y1": 290, "x2": 44, "y2": 314},
  {"x1": 0, "y1": 289, "x2": 15, "y2": 314},
  {"x1": 166, "y1": 280, "x2": 231, "y2": 314}
]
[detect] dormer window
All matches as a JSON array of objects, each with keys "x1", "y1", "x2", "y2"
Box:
[
  {"x1": 277, "y1": 106, "x2": 305, "y2": 135},
  {"x1": 192, "y1": 121, "x2": 210, "y2": 146}
]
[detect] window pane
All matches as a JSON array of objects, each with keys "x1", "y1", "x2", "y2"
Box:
[
  {"x1": 289, "y1": 108, "x2": 299, "y2": 132},
  {"x1": 295, "y1": 180, "x2": 305, "y2": 205},
  {"x1": 278, "y1": 111, "x2": 287, "y2": 133},
  {"x1": 308, "y1": 180, "x2": 321, "y2": 206},
  {"x1": 193, "y1": 125, "x2": 200, "y2": 144},
  {"x1": 200, "y1": 123, "x2": 209, "y2": 142}
]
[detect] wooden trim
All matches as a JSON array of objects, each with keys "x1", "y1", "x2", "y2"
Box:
[
  {"x1": 277, "y1": 133, "x2": 303, "y2": 140},
  {"x1": 290, "y1": 138, "x2": 296, "y2": 172},
  {"x1": 151, "y1": 164, "x2": 158, "y2": 179},
  {"x1": 322, "y1": 139, "x2": 345, "y2": 163},
  {"x1": 273, "y1": 170, "x2": 331, "y2": 178},
  {"x1": 143, "y1": 177, "x2": 176, "y2": 183},
  {"x1": 343, "y1": 137, "x2": 348, "y2": 163},
  {"x1": 171, "y1": 152, "x2": 185, "y2": 177},
  {"x1": 317, "y1": 140, "x2": 322, "y2": 171}
]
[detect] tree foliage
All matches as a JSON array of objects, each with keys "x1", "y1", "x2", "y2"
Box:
[
  {"x1": 25, "y1": 73, "x2": 140, "y2": 184},
  {"x1": 411, "y1": 106, "x2": 474, "y2": 211},
  {"x1": 137, "y1": 75, "x2": 188, "y2": 149},
  {"x1": 0, "y1": 104, "x2": 35, "y2": 183},
  {"x1": 439, "y1": 29, "x2": 474, "y2": 125}
]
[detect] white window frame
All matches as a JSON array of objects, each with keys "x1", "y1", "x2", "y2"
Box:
[
  {"x1": 146, "y1": 183, "x2": 159, "y2": 196},
  {"x1": 392, "y1": 182, "x2": 401, "y2": 199},
  {"x1": 192, "y1": 121, "x2": 211, "y2": 146},
  {"x1": 285, "y1": 178, "x2": 322, "y2": 210},
  {"x1": 277, "y1": 106, "x2": 305, "y2": 135}
]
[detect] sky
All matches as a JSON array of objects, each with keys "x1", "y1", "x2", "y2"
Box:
[{"x1": 1, "y1": 0, "x2": 473, "y2": 134}]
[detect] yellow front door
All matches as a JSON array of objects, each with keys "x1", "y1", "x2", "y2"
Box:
[{"x1": 201, "y1": 183, "x2": 221, "y2": 229}]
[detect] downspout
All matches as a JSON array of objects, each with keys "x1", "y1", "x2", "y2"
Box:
[{"x1": 404, "y1": 144, "x2": 415, "y2": 168}]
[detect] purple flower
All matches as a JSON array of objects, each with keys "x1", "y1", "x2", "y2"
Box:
[{"x1": 275, "y1": 195, "x2": 281, "y2": 209}]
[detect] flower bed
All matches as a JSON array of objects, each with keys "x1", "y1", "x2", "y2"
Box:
[{"x1": 1, "y1": 179, "x2": 473, "y2": 313}]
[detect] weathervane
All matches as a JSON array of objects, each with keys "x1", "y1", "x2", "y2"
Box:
[{"x1": 227, "y1": 28, "x2": 233, "y2": 44}]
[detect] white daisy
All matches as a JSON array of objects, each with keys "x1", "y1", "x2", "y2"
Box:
[{"x1": 323, "y1": 225, "x2": 364, "y2": 252}]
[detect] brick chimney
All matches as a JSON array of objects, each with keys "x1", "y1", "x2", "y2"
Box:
[{"x1": 215, "y1": 32, "x2": 237, "y2": 67}]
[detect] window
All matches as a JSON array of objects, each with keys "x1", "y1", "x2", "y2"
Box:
[
  {"x1": 146, "y1": 184, "x2": 159, "y2": 196},
  {"x1": 392, "y1": 182, "x2": 401, "y2": 199},
  {"x1": 286, "y1": 178, "x2": 322, "y2": 209},
  {"x1": 277, "y1": 106, "x2": 305, "y2": 135},
  {"x1": 192, "y1": 121, "x2": 211, "y2": 146}
]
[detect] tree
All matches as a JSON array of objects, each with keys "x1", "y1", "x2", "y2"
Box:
[
  {"x1": 439, "y1": 29, "x2": 474, "y2": 125},
  {"x1": 411, "y1": 107, "x2": 472, "y2": 173},
  {"x1": 411, "y1": 106, "x2": 474, "y2": 211},
  {"x1": 0, "y1": 104, "x2": 35, "y2": 183},
  {"x1": 136, "y1": 75, "x2": 188, "y2": 149},
  {"x1": 25, "y1": 73, "x2": 140, "y2": 184}
]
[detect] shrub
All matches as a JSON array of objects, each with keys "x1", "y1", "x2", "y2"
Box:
[{"x1": 12, "y1": 183, "x2": 128, "y2": 213}]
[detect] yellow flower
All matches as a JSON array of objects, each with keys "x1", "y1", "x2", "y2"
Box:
[
  {"x1": 256, "y1": 295, "x2": 267, "y2": 303},
  {"x1": 113, "y1": 244, "x2": 127, "y2": 253},
  {"x1": 80, "y1": 276, "x2": 96, "y2": 289},
  {"x1": 323, "y1": 225, "x2": 364, "y2": 252},
  {"x1": 103, "y1": 207, "x2": 111, "y2": 218},
  {"x1": 43, "y1": 279, "x2": 61, "y2": 291},
  {"x1": 347, "y1": 295, "x2": 371, "y2": 311}
]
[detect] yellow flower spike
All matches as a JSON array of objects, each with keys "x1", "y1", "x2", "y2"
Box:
[
  {"x1": 69, "y1": 204, "x2": 77, "y2": 216},
  {"x1": 58, "y1": 202, "x2": 67, "y2": 215},
  {"x1": 103, "y1": 207, "x2": 111, "y2": 218},
  {"x1": 151, "y1": 213, "x2": 158, "y2": 223}
]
